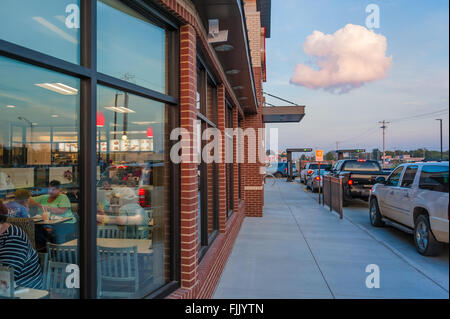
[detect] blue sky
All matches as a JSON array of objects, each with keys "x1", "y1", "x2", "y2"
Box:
[{"x1": 264, "y1": 0, "x2": 449, "y2": 153}]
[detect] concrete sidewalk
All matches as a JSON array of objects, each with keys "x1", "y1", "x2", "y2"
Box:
[{"x1": 213, "y1": 180, "x2": 449, "y2": 299}]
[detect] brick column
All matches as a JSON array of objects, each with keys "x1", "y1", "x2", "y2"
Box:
[
  {"x1": 243, "y1": 112, "x2": 264, "y2": 217},
  {"x1": 217, "y1": 84, "x2": 227, "y2": 233},
  {"x1": 232, "y1": 107, "x2": 239, "y2": 212},
  {"x1": 179, "y1": 24, "x2": 198, "y2": 288}
]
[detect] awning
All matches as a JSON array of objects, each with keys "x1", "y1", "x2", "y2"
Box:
[
  {"x1": 192, "y1": 0, "x2": 258, "y2": 114},
  {"x1": 262, "y1": 106, "x2": 305, "y2": 123}
]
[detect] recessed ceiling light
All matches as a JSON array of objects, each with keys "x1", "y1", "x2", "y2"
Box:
[
  {"x1": 215, "y1": 44, "x2": 234, "y2": 52},
  {"x1": 51, "y1": 114, "x2": 59, "y2": 118},
  {"x1": 6, "y1": 105, "x2": 16, "y2": 108},
  {"x1": 35, "y1": 83, "x2": 78, "y2": 95},
  {"x1": 226, "y1": 69, "x2": 240, "y2": 75},
  {"x1": 232, "y1": 85, "x2": 244, "y2": 90}
]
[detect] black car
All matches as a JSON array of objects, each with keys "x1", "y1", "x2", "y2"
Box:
[{"x1": 329, "y1": 159, "x2": 390, "y2": 205}]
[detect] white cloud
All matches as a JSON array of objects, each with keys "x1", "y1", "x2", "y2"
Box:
[{"x1": 290, "y1": 24, "x2": 392, "y2": 93}]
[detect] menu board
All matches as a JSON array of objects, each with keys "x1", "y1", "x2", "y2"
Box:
[
  {"x1": 0, "y1": 168, "x2": 34, "y2": 190},
  {"x1": 58, "y1": 142, "x2": 76, "y2": 152},
  {"x1": 130, "y1": 139, "x2": 140, "y2": 152},
  {"x1": 49, "y1": 167, "x2": 73, "y2": 185},
  {"x1": 100, "y1": 142, "x2": 108, "y2": 152},
  {"x1": 120, "y1": 140, "x2": 130, "y2": 152},
  {"x1": 140, "y1": 139, "x2": 153, "y2": 152},
  {"x1": 110, "y1": 139, "x2": 120, "y2": 152}
]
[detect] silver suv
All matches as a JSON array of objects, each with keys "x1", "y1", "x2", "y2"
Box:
[{"x1": 369, "y1": 162, "x2": 449, "y2": 256}]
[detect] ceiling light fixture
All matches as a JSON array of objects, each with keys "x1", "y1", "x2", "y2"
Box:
[
  {"x1": 215, "y1": 44, "x2": 234, "y2": 52},
  {"x1": 6, "y1": 105, "x2": 16, "y2": 108},
  {"x1": 35, "y1": 83, "x2": 78, "y2": 95},
  {"x1": 226, "y1": 69, "x2": 240, "y2": 75},
  {"x1": 51, "y1": 114, "x2": 59, "y2": 118},
  {"x1": 104, "y1": 106, "x2": 136, "y2": 113}
]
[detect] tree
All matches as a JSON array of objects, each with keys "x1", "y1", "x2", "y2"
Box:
[{"x1": 325, "y1": 151, "x2": 335, "y2": 161}]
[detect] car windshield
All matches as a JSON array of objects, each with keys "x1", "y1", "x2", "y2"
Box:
[
  {"x1": 342, "y1": 161, "x2": 380, "y2": 172},
  {"x1": 419, "y1": 165, "x2": 449, "y2": 193}
]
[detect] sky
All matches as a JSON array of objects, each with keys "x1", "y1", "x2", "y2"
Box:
[{"x1": 264, "y1": 0, "x2": 449, "y2": 154}]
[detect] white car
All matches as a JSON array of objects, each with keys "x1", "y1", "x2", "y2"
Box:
[
  {"x1": 369, "y1": 162, "x2": 449, "y2": 256},
  {"x1": 306, "y1": 169, "x2": 330, "y2": 193},
  {"x1": 300, "y1": 163, "x2": 331, "y2": 184}
]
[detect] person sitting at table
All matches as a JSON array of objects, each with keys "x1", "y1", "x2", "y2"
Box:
[
  {"x1": 28, "y1": 180, "x2": 77, "y2": 244},
  {"x1": 5, "y1": 189, "x2": 30, "y2": 218},
  {"x1": 97, "y1": 187, "x2": 149, "y2": 239},
  {"x1": 0, "y1": 201, "x2": 43, "y2": 289}
]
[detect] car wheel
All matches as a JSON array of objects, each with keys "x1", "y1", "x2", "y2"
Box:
[
  {"x1": 414, "y1": 214, "x2": 442, "y2": 256},
  {"x1": 274, "y1": 172, "x2": 283, "y2": 178},
  {"x1": 369, "y1": 198, "x2": 384, "y2": 227}
]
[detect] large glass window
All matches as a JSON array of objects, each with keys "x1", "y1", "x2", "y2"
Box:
[
  {"x1": 98, "y1": 0, "x2": 167, "y2": 93},
  {"x1": 225, "y1": 105, "x2": 234, "y2": 218},
  {"x1": 196, "y1": 66, "x2": 218, "y2": 258},
  {"x1": 0, "y1": 56, "x2": 80, "y2": 298},
  {"x1": 96, "y1": 85, "x2": 170, "y2": 298},
  {"x1": 0, "y1": 0, "x2": 80, "y2": 64}
]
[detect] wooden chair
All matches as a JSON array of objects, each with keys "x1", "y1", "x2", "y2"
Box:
[
  {"x1": 97, "y1": 225, "x2": 124, "y2": 239},
  {"x1": 47, "y1": 243, "x2": 78, "y2": 265},
  {"x1": 45, "y1": 261, "x2": 79, "y2": 299},
  {"x1": 97, "y1": 245, "x2": 139, "y2": 298},
  {"x1": 6, "y1": 217, "x2": 36, "y2": 249}
]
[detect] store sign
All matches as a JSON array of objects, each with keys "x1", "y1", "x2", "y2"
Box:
[{"x1": 315, "y1": 149, "x2": 324, "y2": 162}]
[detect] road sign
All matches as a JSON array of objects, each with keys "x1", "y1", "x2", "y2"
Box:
[{"x1": 315, "y1": 149, "x2": 324, "y2": 162}]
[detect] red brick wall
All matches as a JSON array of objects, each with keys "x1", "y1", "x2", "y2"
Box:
[
  {"x1": 217, "y1": 85, "x2": 227, "y2": 234},
  {"x1": 243, "y1": 112, "x2": 264, "y2": 217},
  {"x1": 179, "y1": 24, "x2": 198, "y2": 289}
]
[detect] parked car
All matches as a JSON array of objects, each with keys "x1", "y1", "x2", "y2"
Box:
[
  {"x1": 306, "y1": 169, "x2": 330, "y2": 193},
  {"x1": 300, "y1": 163, "x2": 331, "y2": 184},
  {"x1": 329, "y1": 159, "x2": 390, "y2": 205},
  {"x1": 369, "y1": 162, "x2": 449, "y2": 256},
  {"x1": 273, "y1": 162, "x2": 298, "y2": 178}
]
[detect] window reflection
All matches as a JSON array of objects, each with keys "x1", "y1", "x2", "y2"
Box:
[
  {"x1": 0, "y1": 56, "x2": 80, "y2": 299},
  {"x1": 96, "y1": 85, "x2": 169, "y2": 298},
  {"x1": 0, "y1": 0, "x2": 80, "y2": 64},
  {"x1": 98, "y1": 0, "x2": 167, "y2": 93}
]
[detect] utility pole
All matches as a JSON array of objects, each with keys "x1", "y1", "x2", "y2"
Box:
[
  {"x1": 436, "y1": 119, "x2": 443, "y2": 161},
  {"x1": 379, "y1": 120, "x2": 390, "y2": 168}
]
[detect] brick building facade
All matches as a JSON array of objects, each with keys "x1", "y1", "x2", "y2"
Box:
[{"x1": 0, "y1": 0, "x2": 271, "y2": 299}]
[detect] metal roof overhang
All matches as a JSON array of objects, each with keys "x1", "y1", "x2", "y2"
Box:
[
  {"x1": 192, "y1": 0, "x2": 258, "y2": 114},
  {"x1": 262, "y1": 106, "x2": 305, "y2": 123},
  {"x1": 256, "y1": 0, "x2": 271, "y2": 38}
]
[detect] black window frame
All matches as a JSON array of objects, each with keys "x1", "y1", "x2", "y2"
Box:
[
  {"x1": 225, "y1": 100, "x2": 234, "y2": 219},
  {"x1": 0, "y1": 0, "x2": 181, "y2": 299},
  {"x1": 196, "y1": 58, "x2": 219, "y2": 262}
]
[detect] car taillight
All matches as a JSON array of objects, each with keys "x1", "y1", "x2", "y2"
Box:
[
  {"x1": 284, "y1": 168, "x2": 287, "y2": 172},
  {"x1": 315, "y1": 176, "x2": 320, "y2": 181},
  {"x1": 307, "y1": 170, "x2": 313, "y2": 175},
  {"x1": 357, "y1": 159, "x2": 365, "y2": 162},
  {"x1": 348, "y1": 179, "x2": 353, "y2": 185}
]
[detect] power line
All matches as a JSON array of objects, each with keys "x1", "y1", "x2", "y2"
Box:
[{"x1": 387, "y1": 108, "x2": 449, "y2": 123}]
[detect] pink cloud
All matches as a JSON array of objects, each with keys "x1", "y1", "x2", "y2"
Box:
[{"x1": 290, "y1": 24, "x2": 392, "y2": 94}]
